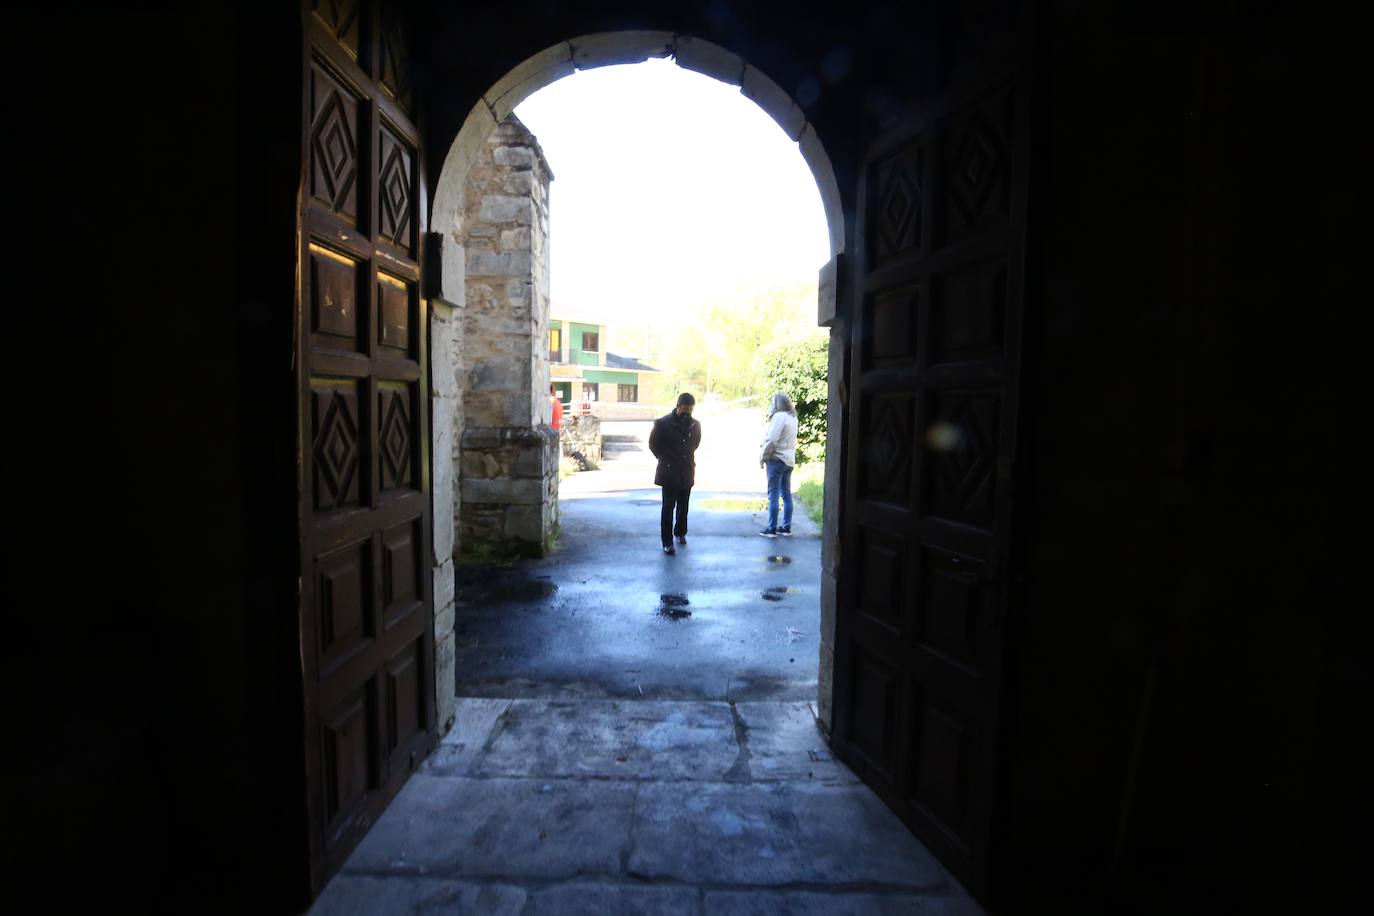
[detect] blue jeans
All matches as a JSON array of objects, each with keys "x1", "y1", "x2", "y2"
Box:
[{"x1": 765, "y1": 458, "x2": 793, "y2": 530}]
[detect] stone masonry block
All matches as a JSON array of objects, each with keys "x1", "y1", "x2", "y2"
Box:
[
  {"x1": 500, "y1": 228, "x2": 532, "y2": 251},
  {"x1": 469, "y1": 390, "x2": 529, "y2": 428},
  {"x1": 483, "y1": 40, "x2": 574, "y2": 116},
  {"x1": 479, "y1": 195, "x2": 531, "y2": 224},
  {"x1": 822, "y1": 326, "x2": 845, "y2": 579},
  {"x1": 435, "y1": 98, "x2": 496, "y2": 212},
  {"x1": 435, "y1": 630, "x2": 456, "y2": 734},
  {"x1": 503, "y1": 504, "x2": 544, "y2": 543},
  {"x1": 490, "y1": 60, "x2": 577, "y2": 123},
  {"x1": 742, "y1": 64, "x2": 807, "y2": 141},
  {"x1": 435, "y1": 602, "x2": 456, "y2": 649},
  {"x1": 430, "y1": 311, "x2": 458, "y2": 398},
  {"x1": 820, "y1": 570, "x2": 838, "y2": 644},
  {"x1": 493, "y1": 146, "x2": 534, "y2": 169},
  {"x1": 470, "y1": 359, "x2": 524, "y2": 392},
  {"x1": 501, "y1": 172, "x2": 535, "y2": 195},
  {"x1": 433, "y1": 559, "x2": 455, "y2": 621},
  {"x1": 672, "y1": 35, "x2": 745, "y2": 86},
  {"x1": 460, "y1": 427, "x2": 507, "y2": 449},
  {"x1": 462, "y1": 477, "x2": 543, "y2": 505},
  {"x1": 430, "y1": 398, "x2": 454, "y2": 562},
  {"x1": 466, "y1": 249, "x2": 532, "y2": 277},
  {"x1": 800, "y1": 123, "x2": 845, "y2": 257},
  {"x1": 817, "y1": 255, "x2": 838, "y2": 327},
  {"x1": 461, "y1": 450, "x2": 502, "y2": 479},
  {"x1": 513, "y1": 443, "x2": 553, "y2": 478},
  {"x1": 437, "y1": 234, "x2": 466, "y2": 309},
  {"x1": 817, "y1": 641, "x2": 835, "y2": 734},
  {"x1": 571, "y1": 31, "x2": 674, "y2": 69}
]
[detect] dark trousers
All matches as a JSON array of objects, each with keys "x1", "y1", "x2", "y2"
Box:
[{"x1": 661, "y1": 486, "x2": 691, "y2": 545}]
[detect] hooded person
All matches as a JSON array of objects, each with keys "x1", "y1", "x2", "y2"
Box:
[
  {"x1": 647, "y1": 392, "x2": 702, "y2": 555},
  {"x1": 757, "y1": 391, "x2": 799, "y2": 537}
]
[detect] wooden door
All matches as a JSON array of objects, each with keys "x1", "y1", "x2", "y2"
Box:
[
  {"x1": 831, "y1": 33, "x2": 1032, "y2": 898},
  {"x1": 297, "y1": 0, "x2": 434, "y2": 893}
]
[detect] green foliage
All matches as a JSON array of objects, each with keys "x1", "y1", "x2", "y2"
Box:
[
  {"x1": 760, "y1": 336, "x2": 829, "y2": 464},
  {"x1": 642, "y1": 280, "x2": 822, "y2": 406},
  {"x1": 793, "y1": 461, "x2": 825, "y2": 526}
]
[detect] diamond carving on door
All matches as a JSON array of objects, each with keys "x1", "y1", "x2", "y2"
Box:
[
  {"x1": 309, "y1": 77, "x2": 359, "y2": 219},
  {"x1": 299, "y1": 3, "x2": 434, "y2": 897},
  {"x1": 836, "y1": 44, "x2": 1029, "y2": 901}
]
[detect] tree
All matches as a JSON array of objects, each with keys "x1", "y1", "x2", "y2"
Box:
[
  {"x1": 760, "y1": 334, "x2": 829, "y2": 463},
  {"x1": 647, "y1": 280, "x2": 823, "y2": 406}
]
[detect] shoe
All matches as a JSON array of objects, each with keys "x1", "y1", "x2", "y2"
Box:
[
  {"x1": 676, "y1": 535, "x2": 687, "y2": 545},
  {"x1": 778, "y1": 527, "x2": 792, "y2": 536},
  {"x1": 663, "y1": 546, "x2": 676, "y2": 555},
  {"x1": 758, "y1": 529, "x2": 778, "y2": 538}
]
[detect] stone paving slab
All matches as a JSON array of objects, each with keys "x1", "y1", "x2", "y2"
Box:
[
  {"x1": 734, "y1": 701, "x2": 859, "y2": 785},
  {"x1": 469, "y1": 699, "x2": 740, "y2": 781},
  {"x1": 425, "y1": 697, "x2": 511, "y2": 778},
  {"x1": 343, "y1": 773, "x2": 636, "y2": 880},
  {"x1": 316, "y1": 699, "x2": 983, "y2": 915},
  {"x1": 628, "y1": 781, "x2": 950, "y2": 889},
  {"x1": 524, "y1": 882, "x2": 701, "y2": 914},
  {"x1": 703, "y1": 889, "x2": 985, "y2": 915},
  {"x1": 311, "y1": 874, "x2": 528, "y2": 915}
]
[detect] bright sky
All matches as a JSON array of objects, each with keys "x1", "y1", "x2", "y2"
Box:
[{"x1": 514, "y1": 56, "x2": 829, "y2": 328}]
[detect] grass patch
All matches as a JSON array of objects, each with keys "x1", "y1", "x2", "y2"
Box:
[
  {"x1": 793, "y1": 461, "x2": 825, "y2": 526},
  {"x1": 698, "y1": 497, "x2": 767, "y2": 512}
]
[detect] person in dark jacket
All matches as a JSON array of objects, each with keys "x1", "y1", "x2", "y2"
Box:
[{"x1": 648, "y1": 392, "x2": 702, "y2": 555}]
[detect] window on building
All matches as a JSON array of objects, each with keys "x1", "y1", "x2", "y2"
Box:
[
  {"x1": 617, "y1": 384, "x2": 638, "y2": 402},
  {"x1": 549, "y1": 327, "x2": 562, "y2": 363},
  {"x1": 581, "y1": 331, "x2": 599, "y2": 353},
  {"x1": 583, "y1": 382, "x2": 598, "y2": 401}
]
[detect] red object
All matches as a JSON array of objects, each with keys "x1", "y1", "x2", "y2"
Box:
[{"x1": 550, "y1": 395, "x2": 563, "y2": 430}]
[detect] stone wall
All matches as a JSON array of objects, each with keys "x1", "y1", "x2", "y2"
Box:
[
  {"x1": 429, "y1": 214, "x2": 466, "y2": 738},
  {"x1": 457, "y1": 115, "x2": 559, "y2": 555},
  {"x1": 459, "y1": 426, "x2": 560, "y2": 551},
  {"x1": 561, "y1": 415, "x2": 602, "y2": 466}
]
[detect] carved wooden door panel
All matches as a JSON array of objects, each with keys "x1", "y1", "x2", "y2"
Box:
[
  {"x1": 298, "y1": 0, "x2": 433, "y2": 893},
  {"x1": 832, "y1": 38, "x2": 1032, "y2": 898}
]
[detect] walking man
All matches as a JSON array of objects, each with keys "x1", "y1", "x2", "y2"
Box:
[{"x1": 648, "y1": 393, "x2": 702, "y2": 555}]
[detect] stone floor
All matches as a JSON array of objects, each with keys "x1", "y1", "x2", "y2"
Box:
[
  {"x1": 311, "y1": 697, "x2": 984, "y2": 915},
  {"x1": 309, "y1": 415, "x2": 983, "y2": 914}
]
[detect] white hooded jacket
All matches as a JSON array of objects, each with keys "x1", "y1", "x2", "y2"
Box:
[{"x1": 759, "y1": 409, "x2": 799, "y2": 467}]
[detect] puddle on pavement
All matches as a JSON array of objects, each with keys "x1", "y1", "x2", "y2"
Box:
[
  {"x1": 493, "y1": 580, "x2": 560, "y2": 603},
  {"x1": 761, "y1": 586, "x2": 800, "y2": 601},
  {"x1": 656, "y1": 592, "x2": 692, "y2": 620},
  {"x1": 766, "y1": 556, "x2": 793, "y2": 566}
]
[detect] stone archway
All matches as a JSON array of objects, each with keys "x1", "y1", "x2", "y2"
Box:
[{"x1": 426, "y1": 31, "x2": 849, "y2": 738}]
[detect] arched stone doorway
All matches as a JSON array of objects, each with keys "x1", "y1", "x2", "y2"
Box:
[{"x1": 424, "y1": 31, "x2": 851, "y2": 743}]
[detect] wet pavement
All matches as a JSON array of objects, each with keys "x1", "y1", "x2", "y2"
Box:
[{"x1": 454, "y1": 485, "x2": 823, "y2": 702}]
